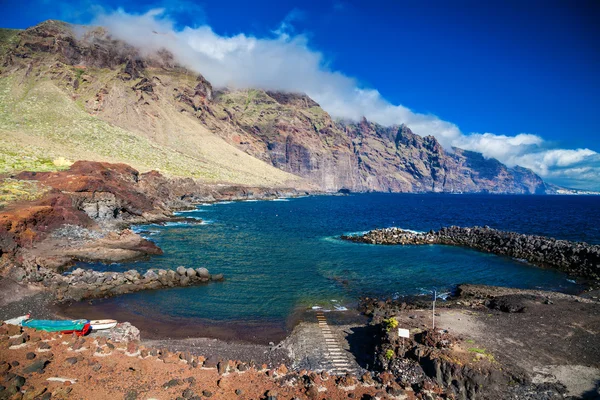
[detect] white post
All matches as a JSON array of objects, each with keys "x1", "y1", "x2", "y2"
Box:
[{"x1": 432, "y1": 289, "x2": 436, "y2": 331}]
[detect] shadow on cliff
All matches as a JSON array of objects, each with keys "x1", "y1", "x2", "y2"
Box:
[{"x1": 346, "y1": 325, "x2": 379, "y2": 370}]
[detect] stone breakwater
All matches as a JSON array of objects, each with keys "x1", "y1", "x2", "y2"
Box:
[
  {"x1": 14, "y1": 265, "x2": 224, "y2": 302},
  {"x1": 342, "y1": 226, "x2": 600, "y2": 283}
]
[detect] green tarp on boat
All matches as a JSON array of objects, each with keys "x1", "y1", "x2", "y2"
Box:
[{"x1": 21, "y1": 319, "x2": 90, "y2": 334}]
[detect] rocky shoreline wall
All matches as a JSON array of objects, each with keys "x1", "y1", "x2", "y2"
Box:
[
  {"x1": 342, "y1": 226, "x2": 600, "y2": 284},
  {"x1": 0, "y1": 320, "x2": 401, "y2": 400},
  {"x1": 0, "y1": 160, "x2": 316, "y2": 308},
  {"x1": 0, "y1": 161, "x2": 310, "y2": 269},
  {"x1": 12, "y1": 265, "x2": 224, "y2": 302}
]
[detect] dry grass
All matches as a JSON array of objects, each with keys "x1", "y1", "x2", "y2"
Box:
[
  {"x1": 0, "y1": 178, "x2": 48, "y2": 209},
  {"x1": 0, "y1": 63, "x2": 303, "y2": 187}
]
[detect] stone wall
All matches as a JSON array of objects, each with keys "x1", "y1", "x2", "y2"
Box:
[{"x1": 10, "y1": 264, "x2": 224, "y2": 302}]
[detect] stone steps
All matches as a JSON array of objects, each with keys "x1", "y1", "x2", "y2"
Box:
[{"x1": 315, "y1": 312, "x2": 360, "y2": 375}]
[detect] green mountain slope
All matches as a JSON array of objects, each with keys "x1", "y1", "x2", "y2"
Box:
[
  {"x1": 0, "y1": 23, "x2": 303, "y2": 187},
  {"x1": 0, "y1": 21, "x2": 552, "y2": 194}
]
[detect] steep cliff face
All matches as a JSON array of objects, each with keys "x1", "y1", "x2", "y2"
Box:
[
  {"x1": 203, "y1": 90, "x2": 547, "y2": 193},
  {"x1": 200, "y1": 89, "x2": 363, "y2": 191},
  {"x1": 0, "y1": 21, "x2": 551, "y2": 194}
]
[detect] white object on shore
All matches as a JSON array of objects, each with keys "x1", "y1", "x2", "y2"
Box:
[
  {"x1": 47, "y1": 377, "x2": 77, "y2": 384},
  {"x1": 4, "y1": 314, "x2": 30, "y2": 326},
  {"x1": 398, "y1": 328, "x2": 410, "y2": 338},
  {"x1": 90, "y1": 319, "x2": 118, "y2": 330}
]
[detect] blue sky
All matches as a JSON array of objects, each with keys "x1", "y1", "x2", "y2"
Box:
[{"x1": 1, "y1": 0, "x2": 599, "y2": 189}]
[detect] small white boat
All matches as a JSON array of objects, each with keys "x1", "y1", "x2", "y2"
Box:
[
  {"x1": 4, "y1": 314, "x2": 30, "y2": 326},
  {"x1": 90, "y1": 319, "x2": 118, "y2": 330}
]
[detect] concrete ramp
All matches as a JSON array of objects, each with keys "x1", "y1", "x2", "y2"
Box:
[
  {"x1": 315, "y1": 311, "x2": 360, "y2": 375},
  {"x1": 282, "y1": 311, "x2": 363, "y2": 375}
]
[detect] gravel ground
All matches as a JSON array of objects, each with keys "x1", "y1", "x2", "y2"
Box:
[
  {"x1": 436, "y1": 291, "x2": 600, "y2": 398},
  {"x1": 0, "y1": 277, "x2": 58, "y2": 321},
  {"x1": 143, "y1": 337, "x2": 291, "y2": 369}
]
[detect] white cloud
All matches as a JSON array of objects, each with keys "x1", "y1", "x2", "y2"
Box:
[
  {"x1": 517, "y1": 149, "x2": 596, "y2": 172},
  {"x1": 454, "y1": 133, "x2": 599, "y2": 188},
  {"x1": 510, "y1": 150, "x2": 600, "y2": 188},
  {"x1": 93, "y1": 9, "x2": 463, "y2": 143},
  {"x1": 93, "y1": 8, "x2": 599, "y2": 189},
  {"x1": 273, "y1": 8, "x2": 305, "y2": 37}
]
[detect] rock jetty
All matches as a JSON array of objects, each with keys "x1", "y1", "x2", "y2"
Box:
[
  {"x1": 9, "y1": 265, "x2": 224, "y2": 302},
  {"x1": 342, "y1": 226, "x2": 600, "y2": 283}
]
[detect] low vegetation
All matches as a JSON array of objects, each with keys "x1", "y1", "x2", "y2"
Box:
[
  {"x1": 383, "y1": 317, "x2": 399, "y2": 332},
  {"x1": 0, "y1": 178, "x2": 48, "y2": 209},
  {"x1": 0, "y1": 28, "x2": 20, "y2": 58},
  {"x1": 385, "y1": 349, "x2": 395, "y2": 360},
  {"x1": 468, "y1": 347, "x2": 495, "y2": 363}
]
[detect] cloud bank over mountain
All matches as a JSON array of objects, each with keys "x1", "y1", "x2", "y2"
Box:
[{"x1": 94, "y1": 8, "x2": 599, "y2": 189}]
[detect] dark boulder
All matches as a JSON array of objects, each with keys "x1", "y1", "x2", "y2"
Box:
[
  {"x1": 122, "y1": 58, "x2": 145, "y2": 80},
  {"x1": 485, "y1": 295, "x2": 535, "y2": 313},
  {"x1": 23, "y1": 359, "x2": 49, "y2": 374}
]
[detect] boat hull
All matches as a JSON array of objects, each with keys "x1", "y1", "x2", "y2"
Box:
[
  {"x1": 90, "y1": 320, "x2": 118, "y2": 330},
  {"x1": 21, "y1": 319, "x2": 91, "y2": 336}
]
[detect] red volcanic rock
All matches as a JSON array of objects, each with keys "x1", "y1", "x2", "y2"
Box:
[
  {"x1": 16, "y1": 161, "x2": 163, "y2": 218},
  {"x1": 0, "y1": 193, "x2": 93, "y2": 253},
  {"x1": 1, "y1": 160, "x2": 302, "y2": 269},
  {"x1": 0, "y1": 161, "x2": 171, "y2": 264}
]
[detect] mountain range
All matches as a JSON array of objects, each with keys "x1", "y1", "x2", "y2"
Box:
[{"x1": 0, "y1": 20, "x2": 559, "y2": 194}]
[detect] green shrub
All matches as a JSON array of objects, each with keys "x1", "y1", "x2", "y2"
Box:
[
  {"x1": 0, "y1": 178, "x2": 48, "y2": 208},
  {"x1": 385, "y1": 349, "x2": 395, "y2": 360},
  {"x1": 468, "y1": 347, "x2": 495, "y2": 362},
  {"x1": 383, "y1": 317, "x2": 399, "y2": 332},
  {"x1": 468, "y1": 347, "x2": 486, "y2": 354}
]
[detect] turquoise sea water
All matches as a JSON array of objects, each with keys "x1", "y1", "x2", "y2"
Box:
[{"x1": 77, "y1": 194, "x2": 599, "y2": 338}]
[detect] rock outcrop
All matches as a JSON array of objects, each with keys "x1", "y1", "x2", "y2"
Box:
[
  {"x1": 343, "y1": 226, "x2": 600, "y2": 283},
  {"x1": 362, "y1": 298, "x2": 510, "y2": 400},
  {"x1": 359, "y1": 290, "x2": 588, "y2": 400},
  {"x1": 15, "y1": 161, "x2": 171, "y2": 225}
]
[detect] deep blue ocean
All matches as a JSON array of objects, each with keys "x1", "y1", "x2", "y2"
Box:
[{"x1": 76, "y1": 194, "x2": 600, "y2": 340}]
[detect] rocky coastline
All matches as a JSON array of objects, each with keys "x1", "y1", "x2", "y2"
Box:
[
  {"x1": 342, "y1": 226, "x2": 600, "y2": 285},
  {"x1": 358, "y1": 284, "x2": 600, "y2": 399},
  {"x1": 2, "y1": 161, "x2": 600, "y2": 398},
  {"x1": 2, "y1": 281, "x2": 598, "y2": 400},
  {"x1": 0, "y1": 161, "x2": 309, "y2": 303}
]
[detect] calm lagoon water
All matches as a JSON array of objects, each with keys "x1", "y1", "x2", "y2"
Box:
[{"x1": 78, "y1": 193, "x2": 599, "y2": 338}]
